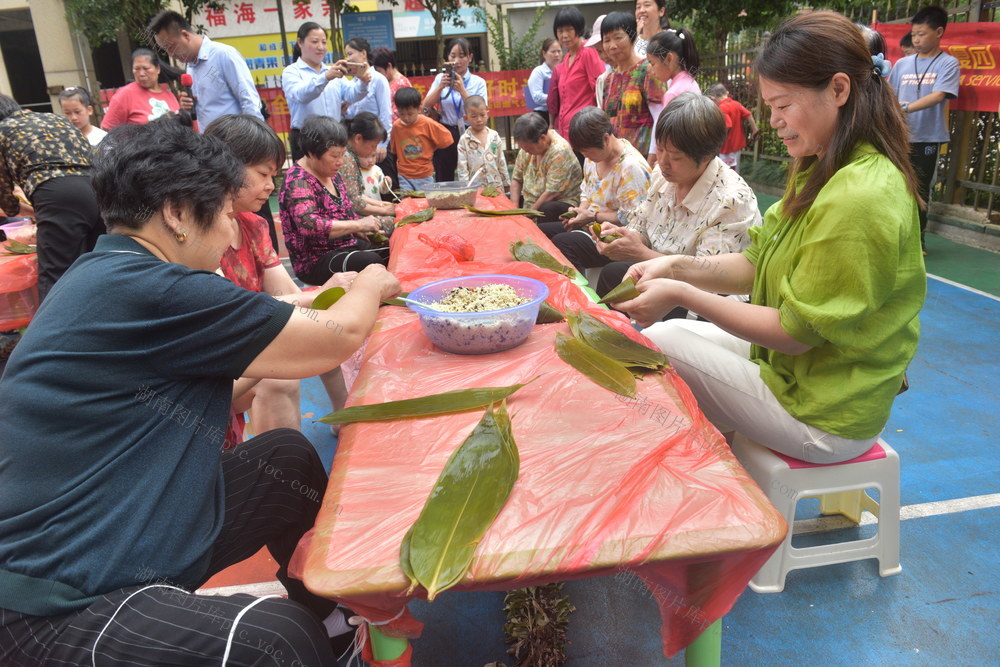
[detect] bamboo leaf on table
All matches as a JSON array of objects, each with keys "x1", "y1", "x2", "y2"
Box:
[
  {"x1": 406, "y1": 401, "x2": 520, "y2": 600},
  {"x1": 567, "y1": 310, "x2": 668, "y2": 371},
  {"x1": 317, "y1": 381, "x2": 535, "y2": 425},
  {"x1": 396, "y1": 207, "x2": 436, "y2": 227},
  {"x1": 510, "y1": 239, "x2": 580, "y2": 281},
  {"x1": 464, "y1": 206, "x2": 545, "y2": 217},
  {"x1": 554, "y1": 333, "x2": 637, "y2": 397},
  {"x1": 535, "y1": 301, "x2": 565, "y2": 324}
]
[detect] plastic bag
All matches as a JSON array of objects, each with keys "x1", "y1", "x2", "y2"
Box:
[
  {"x1": 0, "y1": 254, "x2": 38, "y2": 330},
  {"x1": 290, "y1": 196, "x2": 786, "y2": 658}
]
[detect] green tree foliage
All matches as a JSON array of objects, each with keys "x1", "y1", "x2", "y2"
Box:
[
  {"x1": 475, "y1": 5, "x2": 548, "y2": 71},
  {"x1": 64, "y1": 0, "x2": 226, "y2": 46},
  {"x1": 667, "y1": 0, "x2": 796, "y2": 54},
  {"x1": 408, "y1": 0, "x2": 479, "y2": 66}
]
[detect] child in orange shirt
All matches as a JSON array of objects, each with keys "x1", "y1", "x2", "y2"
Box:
[{"x1": 390, "y1": 87, "x2": 454, "y2": 190}]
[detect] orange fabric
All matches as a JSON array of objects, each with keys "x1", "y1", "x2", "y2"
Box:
[
  {"x1": 290, "y1": 193, "x2": 786, "y2": 657},
  {"x1": 390, "y1": 116, "x2": 454, "y2": 179}
]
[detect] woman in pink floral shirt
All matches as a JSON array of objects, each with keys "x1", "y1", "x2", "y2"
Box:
[
  {"x1": 279, "y1": 115, "x2": 388, "y2": 285},
  {"x1": 599, "y1": 12, "x2": 665, "y2": 158}
]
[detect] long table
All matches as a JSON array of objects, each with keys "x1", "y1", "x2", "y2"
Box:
[{"x1": 289, "y1": 194, "x2": 786, "y2": 662}]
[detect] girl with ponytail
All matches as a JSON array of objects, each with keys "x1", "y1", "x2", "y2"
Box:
[
  {"x1": 617, "y1": 11, "x2": 925, "y2": 465},
  {"x1": 643, "y1": 28, "x2": 701, "y2": 161}
]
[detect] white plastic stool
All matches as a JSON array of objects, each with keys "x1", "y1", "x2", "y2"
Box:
[{"x1": 731, "y1": 435, "x2": 902, "y2": 593}]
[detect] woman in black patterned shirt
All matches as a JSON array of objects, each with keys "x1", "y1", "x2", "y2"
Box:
[{"x1": 0, "y1": 94, "x2": 104, "y2": 301}]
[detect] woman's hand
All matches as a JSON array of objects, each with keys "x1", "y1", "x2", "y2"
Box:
[
  {"x1": 321, "y1": 271, "x2": 359, "y2": 292},
  {"x1": 353, "y1": 264, "x2": 401, "y2": 301},
  {"x1": 625, "y1": 255, "x2": 682, "y2": 284},
  {"x1": 616, "y1": 278, "x2": 690, "y2": 328},
  {"x1": 596, "y1": 227, "x2": 651, "y2": 261},
  {"x1": 375, "y1": 145, "x2": 387, "y2": 162},
  {"x1": 327, "y1": 61, "x2": 348, "y2": 80},
  {"x1": 352, "y1": 215, "x2": 382, "y2": 235},
  {"x1": 450, "y1": 70, "x2": 467, "y2": 96}
]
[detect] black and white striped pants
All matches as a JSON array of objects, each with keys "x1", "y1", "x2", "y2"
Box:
[{"x1": 1, "y1": 429, "x2": 340, "y2": 666}]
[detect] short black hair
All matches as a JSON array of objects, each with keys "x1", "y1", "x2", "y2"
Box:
[
  {"x1": 654, "y1": 92, "x2": 726, "y2": 163},
  {"x1": 93, "y1": 122, "x2": 244, "y2": 231},
  {"x1": 394, "y1": 87, "x2": 421, "y2": 110},
  {"x1": 447, "y1": 37, "x2": 472, "y2": 58},
  {"x1": 299, "y1": 115, "x2": 348, "y2": 159},
  {"x1": 912, "y1": 5, "x2": 948, "y2": 30},
  {"x1": 568, "y1": 106, "x2": 612, "y2": 151},
  {"x1": 344, "y1": 111, "x2": 387, "y2": 143},
  {"x1": 0, "y1": 94, "x2": 21, "y2": 122},
  {"x1": 58, "y1": 87, "x2": 93, "y2": 108},
  {"x1": 856, "y1": 23, "x2": 887, "y2": 56},
  {"x1": 371, "y1": 47, "x2": 396, "y2": 70},
  {"x1": 900, "y1": 32, "x2": 913, "y2": 48},
  {"x1": 346, "y1": 37, "x2": 372, "y2": 63},
  {"x1": 203, "y1": 114, "x2": 286, "y2": 168},
  {"x1": 147, "y1": 10, "x2": 191, "y2": 36},
  {"x1": 513, "y1": 112, "x2": 549, "y2": 143},
  {"x1": 553, "y1": 7, "x2": 586, "y2": 39},
  {"x1": 601, "y1": 11, "x2": 637, "y2": 44}
]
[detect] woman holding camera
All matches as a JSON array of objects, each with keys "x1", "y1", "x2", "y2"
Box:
[{"x1": 421, "y1": 37, "x2": 488, "y2": 181}]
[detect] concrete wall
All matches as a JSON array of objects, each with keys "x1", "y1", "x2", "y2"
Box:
[{"x1": 0, "y1": 0, "x2": 97, "y2": 111}]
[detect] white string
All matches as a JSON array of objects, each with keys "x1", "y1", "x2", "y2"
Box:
[
  {"x1": 221, "y1": 594, "x2": 281, "y2": 666},
  {"x1": 91, "y1": 584, "x2": 190, "y2": 667}
]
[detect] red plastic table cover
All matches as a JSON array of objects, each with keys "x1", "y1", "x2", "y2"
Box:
[{"x1": 289, "y1": 194, "x2": 786, "y2": 658}]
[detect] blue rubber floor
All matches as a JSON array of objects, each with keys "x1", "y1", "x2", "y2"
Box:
[{"x1": 298, "y1": 243, "x2": 1000, "y2": 666}]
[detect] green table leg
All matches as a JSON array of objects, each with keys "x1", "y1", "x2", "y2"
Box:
[
  {"x1": 684, "y1": 618, "x2": 721, "y2": 667},
  {"x1": 369, "y1": 624, "x2": 408, "y2": 661}
]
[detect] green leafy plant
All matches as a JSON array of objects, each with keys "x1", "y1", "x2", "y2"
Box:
[
  {"x1": 501, "y1": 583, "x2": 575, "y2": 666},
  {"x1": 475, "y1": 5, "x2": 549, "y2": 71}
]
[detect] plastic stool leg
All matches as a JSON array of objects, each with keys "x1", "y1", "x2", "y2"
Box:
[
  {"x1": 369, "y1": 624, "x2": 408, "y2": 661},
  {"x1": 685, "y1": 618, "x2": 721, "y2": 667},
  {"x1": 818, "y1": 490, "x2": 867, "y2": 523}
]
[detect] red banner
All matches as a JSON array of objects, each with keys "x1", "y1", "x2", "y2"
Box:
[
  {"x1": 876, "y1": 22, "x2": 1000, "y2": 112},
  {"x1": 256, "y1": 69, "x2": 534, "y2": 140},
  {"x1": 406, "y1": 69, "x2": 532, "y2": 117}
]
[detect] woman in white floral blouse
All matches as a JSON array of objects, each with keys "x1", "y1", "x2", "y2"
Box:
[
  {"x1": 549, "y1": 106, "x2": 650, "y2": 256},
  {"x1": 592, "y1": 92, "x2": 761, "y2": 308}
]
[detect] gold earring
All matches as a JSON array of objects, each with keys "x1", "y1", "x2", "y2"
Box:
[{"x1": 175, "y1": 231, "x2": 188, "y2": 243}]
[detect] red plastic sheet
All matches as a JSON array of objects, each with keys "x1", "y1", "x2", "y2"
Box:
[{"x1": 290, "y1": 194, "x2": 785, "y2": 658}]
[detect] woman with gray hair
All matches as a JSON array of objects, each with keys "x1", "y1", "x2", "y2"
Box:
[
  {"x1": 589, "y1": 91, "x2": 760, "y2": 302},
  {"x1": 547, "y1": 106, "x2": 650, "y2": 250},
  {"x1": 508, "y1": 112, "x2": 582, "y2": 224}
]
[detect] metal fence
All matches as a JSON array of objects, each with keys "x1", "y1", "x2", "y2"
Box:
[{"x1": 695, "y1": 1, "x2": 999, "y2": 224}]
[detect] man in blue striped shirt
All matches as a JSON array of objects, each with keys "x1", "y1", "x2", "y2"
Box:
[{"x1": 149, "y1": 10, "x2": 263, "y2": 132}]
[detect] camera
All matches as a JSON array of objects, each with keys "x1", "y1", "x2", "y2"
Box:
[{"x1": 444, "y1": 63, "x2": 455, "y2": 88}]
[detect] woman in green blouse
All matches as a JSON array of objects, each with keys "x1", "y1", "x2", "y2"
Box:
[{"x1": 618, "y1": 11, "x2": 925, "y2": 463}]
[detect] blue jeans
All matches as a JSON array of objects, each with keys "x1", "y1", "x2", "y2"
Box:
[{"x1": 398, "y1": 174, "x2": 434, "y2": 191}]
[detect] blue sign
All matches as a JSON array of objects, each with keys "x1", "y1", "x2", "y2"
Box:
[{"x1": 342, "y1": 10, "x2": 395, "y2": 52}]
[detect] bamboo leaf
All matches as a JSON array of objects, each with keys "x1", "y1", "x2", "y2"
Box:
[
  {"x1": 480, "y1": 185, "x2": 502, "y2": 197},
  {"x1": 568, "y1": 310, "x2": 669, "y2": 371},
  {"x1": 396, "y1": 207, "x2": 436, "y2": 227},
  {"x1": 510, "y1": 239, "x2": 580, "y2": 281},
  {"x1": 554, "y1": 333, "x2": 636, "y2": 397},
  {"x1": 0, "y1": 239, "x2": 36, "y2": 256},
  {"x1": 381, "y1": 291, "x2": 410, "y2": 307},
  {"x1": 407, "y1": 401, "x2": 519, "y2": 600},
  {"x1": 597, "y1": 277, "x2": 641, "y2": 304},
  {"x1": 535, "y1": 301, "x2": 565, "y2": 324},
  {"x1": 399, "y1": 528, "x2": 419, "y2": 594},
  {"x1": 464, "y1": 206, "x2": 545, "y2": 217},
  {"x1": 310, "y1": 287, "x2": 346, "y2": 310},
  {"x1": 317, "y1": 381, "x2": 534, "y2": 425}
]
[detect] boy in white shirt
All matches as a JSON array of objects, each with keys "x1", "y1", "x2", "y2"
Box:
[
  {"x1": 455, "y1": 95, "x2": 510, "y2": 189},
  {"x1": 358, "y1": 151, "x2": 391, "y2": 200}
]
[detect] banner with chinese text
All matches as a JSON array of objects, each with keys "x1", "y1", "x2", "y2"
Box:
[{"x1": 876, "y1": 22, "x2": 1000, "y2": 112}]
